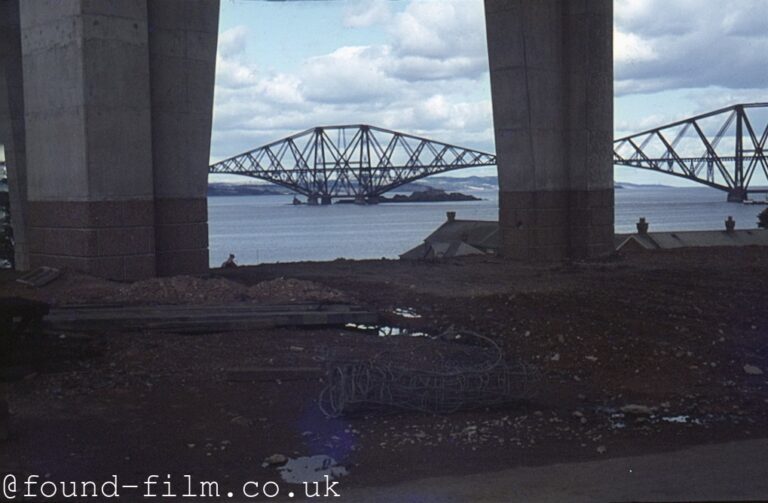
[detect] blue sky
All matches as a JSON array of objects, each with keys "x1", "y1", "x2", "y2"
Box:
[{"x1": 212, "y1": 0, "x2": 768, "y2": 186}]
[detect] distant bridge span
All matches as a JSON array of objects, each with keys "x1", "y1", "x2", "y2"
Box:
[
  {"x1": 614, "y1": 103, "x2": 768, "y2": 201},
  {"x1": 210, "y1": 103, "x2": 768, "y2": 203},
  {"x1": 209, "y1": 125, "x2": 496, "y2": 204}
]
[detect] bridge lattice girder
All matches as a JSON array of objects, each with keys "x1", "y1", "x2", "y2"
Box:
[
  {"x1": 613, "y1": 103, "x2": 768, "y2": 197},
  {"x1": 210, "y1": 103, "x2": 768, "y2": 201},
  {"x1": 209, "y1": 125, "x2": 497, "y2": 199}
]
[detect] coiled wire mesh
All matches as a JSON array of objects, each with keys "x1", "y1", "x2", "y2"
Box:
[{"x1": 319, "y1": 331, "x2": 539, "y2": 417}]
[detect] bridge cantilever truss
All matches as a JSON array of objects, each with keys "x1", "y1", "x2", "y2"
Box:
[
  {"x1": 209, "y1": 125, "x2": 496, "y2": 203},
  {"x1": 614, "y1": 103, "x2": 768, "y2": 201},
  {"x1": 210, "y1": 103, "x2": 768, "y2": 204}
]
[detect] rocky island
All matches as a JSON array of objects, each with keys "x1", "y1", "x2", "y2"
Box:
[{"x1": 379, "y1": 188, "x2": 481, "y2": 203}]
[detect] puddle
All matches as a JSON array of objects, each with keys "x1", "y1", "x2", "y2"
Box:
[
  {"x1": 594, "y1": 406, "x2": 627, "y2": 429},
  {"x1": 391, "y1": 307, "x2": 422, "y2": 319},
  {"x1": 595, "y1": 406, "x2": 706, "y2": 428},
  {"x1": 345, "y1": 323, "x2": 431, "y2": 338},
  {"x1": 277, "y1": 455, "x2": 348, "y2": 484},
  {"x1": 661, "y1": 415, "x2": 703, "y2": 425},
  {"x1": 611, "y1": 420, "x2": 627, "y2": 429}
]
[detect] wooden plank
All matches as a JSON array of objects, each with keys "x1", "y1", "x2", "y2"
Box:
[{"x1": 42, "y1": 303, "x2": 378, "y2": 333}]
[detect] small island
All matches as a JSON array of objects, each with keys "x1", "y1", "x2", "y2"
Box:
[
  {"x1": 379, "y1": 188, "x2": 482, "y2": 203},
  {"x1": 207, "y1": 183, "x2": 287, "y2": 197}
]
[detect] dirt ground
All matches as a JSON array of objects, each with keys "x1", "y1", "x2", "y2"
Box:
[{"x1": 1, "y1": 247, "x2": 767, "y2": 500}]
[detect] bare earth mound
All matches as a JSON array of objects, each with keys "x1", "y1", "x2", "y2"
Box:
[{"x1": 1, "y1": 247, "x2": 766, "y2": 493}]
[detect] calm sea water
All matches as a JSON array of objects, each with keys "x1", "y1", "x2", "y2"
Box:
[{"x1": 208, "y1": 187, "x2": 766, "y2": 266}]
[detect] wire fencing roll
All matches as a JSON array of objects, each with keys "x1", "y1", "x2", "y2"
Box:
[{"x1": 319, "y1": 331, "x2": 540, "y2": 417}]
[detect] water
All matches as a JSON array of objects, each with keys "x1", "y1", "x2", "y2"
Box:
[{"x1": 208, "y1": 186, "x2": 766, "y2": 266}]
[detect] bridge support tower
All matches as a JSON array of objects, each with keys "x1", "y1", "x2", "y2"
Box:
[
  {"x1": 727, "y1": 188, "x2": 748, "y2": 202},
  {"x1": 485, "y1": 0, "x2": 614, "y2": 260},
  {"x1": 0, "y1": 0, "x2": 28, "y2": 270},
  {"x1": 0, "y1": 0, "x2": 219, "y2": 280}
]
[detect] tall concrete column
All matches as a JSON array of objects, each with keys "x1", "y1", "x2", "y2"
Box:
[
  {"x1": 20, "y1": 0, "x2": 157, "y2": 280},
  {"x1": 0, "y1": 0, "x2": 30, "y2": 270},
  {"x1": 148, "y1": 1, "x2": 219, "y2": 276},
  {"x1": 485, "y1": 0, "x2": 614, "y2": 260}
]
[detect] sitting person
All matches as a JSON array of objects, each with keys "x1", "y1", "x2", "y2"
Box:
[{"x1": 221, "y1": 253, "x2": 237, "y2": 268}]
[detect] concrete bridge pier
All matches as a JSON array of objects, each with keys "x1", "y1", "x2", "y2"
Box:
[
  {"x1": 18, "y1": 1, "x2": 158, "y2": 280},
  {"x1": 727, "y1": 188, "x2": 748, "y2": 202},
  {"x1": 0, "y1": 0, "x2": 28, "y2": 270},
  {"x1": 321, "y1": 196, "x2": 333, "y2": 206},
  {"x1": 0, "y1": 0, "x2": 219, "y2": 280},
  {"x1": 485, "y1": 0, "x2": 614, "y2": 260},
  {"x1": 148, "y1": 1, "x2": 220, "y2": 276}
]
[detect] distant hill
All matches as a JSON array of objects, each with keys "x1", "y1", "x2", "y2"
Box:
[
  {"x1": 617, "y1": 182, "x2": 673, "y2": 189},
  {"x1": 208, "y1": 182, "x2": 289, "y2": 196},
  {"x1": 207, "y1": 177, "x2": 671, "y2": 196},
  {"x1": 205, "y1": 177, "x2": 499, "y2": 196}
]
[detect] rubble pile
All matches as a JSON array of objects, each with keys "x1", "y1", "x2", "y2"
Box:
[
  {"x1": 114, "y1": 276, "x2": 350, "y2": 305},
  {"x1": 8, "y1": 269, "x2": 352, "y2": 306},
  {"x1": 112, "y1": 276, "x2": 251, "y2": 305},
  {"x1": 247, "y1": 277, "x2": 351, "y2": 303},
  {"x1": 25, "y1": 270, "x2": 118, "y2": 305}
]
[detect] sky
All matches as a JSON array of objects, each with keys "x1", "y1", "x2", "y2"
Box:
[
  {"x1": 1, "y1": 0, "x2": 764, "y2": 191},
  {"x1": 214, "y1": 0, "x2": 765, "y2": 186},
  {"x1": 3, "y1": 0, "x2": 767, "y2": 186}
]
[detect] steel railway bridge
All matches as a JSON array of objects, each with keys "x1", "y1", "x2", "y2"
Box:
[{"x1": 209, "y1": 103, "x2": 768, "y2": 203}]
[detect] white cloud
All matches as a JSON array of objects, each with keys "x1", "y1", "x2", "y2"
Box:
[
  {"x1": 387, "y1": 0, "x2": 488, "y2": 81},
  {"x1": 217, "y1": 26, "x2": 249, "y2": 59},
  {"x1": 300, "y1": 46, "x2": 399, "y2": 104},
  {"x1": 614, "y1": 30, "x2": 656, "y2": 65},
  {"x1": 211, "y1": 0, "x2": 494, "y2": 161},
  {"x1": 390, "y1": 0, "x2": 485, "y2": 60},
  {"x1": 343, "y1": 0, "x2": 392, "y2": 28},
  {"x1": 211, "y1": 0, "x2": 767, "y2": 169},
  {"x1": 614, "y1": 0, "x2": 768, "y2": 95},
  {"x1": 390, "y1": 54, "x2": 487, "y2": 82},
  {"x1": 215, "y1": 54, "x2": 259, "y2": 89}
]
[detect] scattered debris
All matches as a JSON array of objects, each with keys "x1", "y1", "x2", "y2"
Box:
[
  {"x1": 391, "y1": 308, "x2": 422, "y2": 319},
  {"x1": 596, "y1": 445, "x2": 607, "y2": 454},
  {"x1": 263, "y1": 454, "x2": 289, "y2": 467},
  {"x1": 319, "y1": 331, "x2": 539, "y2": 417},
  {"x1": 226, "y1": 367, "x2": 323, "y2": 383},
  {"x1": 3, "y1": 248, "x2": 767, "y2": 483},
  {"x1": 248, "y1": 278, "x2": 350, "y2": 303},
  {"x1": 743, "y1": 364, "x2": 763, "y2": 376},
  {"x1": 15, "y1": 267, "x2": 61, "y2": 287},
  {"x1": 114, "y1": 276, "x2": 250, "y2": 304},
  {"x1": 620, "y1": 405, "x2": 654, "y2": 416},
  {"x1": 230, "y1": 416, "x2": 253, "y2": 427},
  {"x1": 277, "y1": 455, "x2": 348, "y2": 484},
  {"x1": 11, "y1": 270, "x2": 351, "y2": 307}
]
